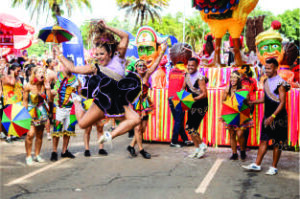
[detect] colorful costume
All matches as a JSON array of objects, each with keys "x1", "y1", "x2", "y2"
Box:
[
  {"x1": 132, "y1": 82, "x2": 153, "y2": 118},
  {"x1": 27, "y1": 92, "x2": 48, "y2": 126},
  {"x1": 52, "y1": 73, "x2": 79, "y2": 137},
  {"x1": 2, "y1": 80, "x2": 23, "y2": 106},
  {"x1": 260, "y1": 75, "x2": 290, "y2": 148},
  {"x1": 87, "y1": 52, "x2": 142, "y2": 117},
  {"x1": 185, "y1": 72, "x2": 208, "y2": 135}
]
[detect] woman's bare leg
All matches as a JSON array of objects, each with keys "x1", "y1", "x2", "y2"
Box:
[
  {"x1": 230, "y1": 130, "x2": 237, "y2": 154},
  {"x1": 237, "y1": 129, "x2": 245, "y2": 151},
  {"x1": 96, "y1": 121, "x2": 104, "y2": 149},
  {"x1": 75, "y1": 102, "x2": 105, "y2": 129},
  {"x1": 34, "y1": 125, "x2": 44, "y2": 156},
  {"x1": 110, "y1": 106, "x2": 141, "y2": 139},
  {"x1": 25, "y1": 126, "x2": 35, "y2": 157},
  {"x1": 84, "y1": 126, "x2": 92, "y2": 150}
]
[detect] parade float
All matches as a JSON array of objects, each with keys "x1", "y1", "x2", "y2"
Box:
[{"x1": 140, "y1": 1, "x2": 299, "y2": 148}]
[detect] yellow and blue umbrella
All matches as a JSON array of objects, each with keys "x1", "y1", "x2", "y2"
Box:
[{"x1": 38, "y1": 25, "x2": 73, "y2": 43}]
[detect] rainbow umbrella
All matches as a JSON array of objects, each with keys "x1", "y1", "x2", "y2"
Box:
[
  {"x1": 1, "y1": 104, "x2": 31, "y2": 137},
  {"x1": 221, "y1": 89, "x2": 251, "y2": 126},
  {"x1": 172, "y1": 89, "x2": 195, "y2": 111},
  {"x1": 38, "y1": 25, "x2": 73, "y2": 43},
  {"x1": 69, "y1": 104, "x2": 77, "y2": 126}
]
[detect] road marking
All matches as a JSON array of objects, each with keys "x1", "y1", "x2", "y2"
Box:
[
  {"x1": 5, "y1": 153, "x2": 79, "y2": 186},
  {"x1": 195, "y1": 158, "x2": 224, "y2": 194}
]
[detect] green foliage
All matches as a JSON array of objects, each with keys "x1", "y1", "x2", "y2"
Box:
[{"x1": 26, "y1": 40, "x2": 50, "y2": 57}]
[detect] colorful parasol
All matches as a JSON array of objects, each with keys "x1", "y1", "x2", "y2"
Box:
[
  {"x1": 172, "y1": 89, "x2": 195, "y2": 111},
  {"x1": 38, "y1": 25, "x2": 73, "y2": 43},
  {"x1": 1, "y1": 104, "x2": 31, "y2": 137},
  {"x1": 69, "y1": 104, "x2": 78, "y2": 126},
  {"x1": 221, "y1": 89, "x2": 251, "y2": 126}
]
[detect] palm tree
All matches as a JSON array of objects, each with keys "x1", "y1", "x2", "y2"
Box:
[
  {"x1": 185, "y1": 15, "x2": 208, "y2": 51},
  {"x1": 116, "y1": 0, "x2": 169, "y2": 27},
  {"x1": 12, "y1": 0, "x2": 91, "y2": 21}
]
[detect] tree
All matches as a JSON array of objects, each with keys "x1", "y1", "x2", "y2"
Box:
[
  {"x1": 277, "y1": 9, "x2": 300, "y2": 43},
  {"x1": 12, "y1": 0, "x2": 92, "y2": 22},
  {"x1": 116, "y1": 0, "x2": 170, "y2": 27}
]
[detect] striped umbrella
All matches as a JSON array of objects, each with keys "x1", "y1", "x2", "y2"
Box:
[{"x1": 38, "y1": 25, "x2": 73, "y2": 43}]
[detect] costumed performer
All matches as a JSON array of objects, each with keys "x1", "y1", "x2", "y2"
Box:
[{"x1": 55, "y1": 20, "x2": 142, "y2": 148}]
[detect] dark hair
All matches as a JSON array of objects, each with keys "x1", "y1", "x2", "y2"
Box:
[
  {"x1": 205, "y1": 35, "x2": 214, "y2": 55},
  {"x1": 188, "y1": 57, "x2": 199, "y2": 65},
  {"x1": 25, "y1": 64, "x2": 35, "y2": 82},
  {"x1": 266, "y1": 58, "x2": 279, "y2": 67},
  {"x1": 95, "y1": 42, "x2": 117, "y2": 58},
  {"x1": 241, "y1": 64, "x2": 253, "y2": 78},
  {"x1": 228, "y1": 71, "x2": 242, "y2": 99},
  {"x1": 46, "y1": 58, "x2": 52, "y2": 68},
  {"x1": 8, "y1": 63, "x2": 21, "y2": 74}
]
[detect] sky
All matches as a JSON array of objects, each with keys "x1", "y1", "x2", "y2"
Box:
[{"x1": 0, "y1": 0, "x2": 299, "y2": 32}]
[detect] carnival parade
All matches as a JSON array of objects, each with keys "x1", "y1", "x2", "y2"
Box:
[{"x1": 0, "y1": 0, "x2": 299, "y2": 198}]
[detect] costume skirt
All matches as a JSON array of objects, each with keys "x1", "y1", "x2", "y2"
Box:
[{"x1": 87, "y1": 72, "x2": 142, "y2": 117}]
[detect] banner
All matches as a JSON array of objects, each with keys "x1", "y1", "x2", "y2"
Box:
[{"x1": 57, "y1": 16, "x2": 84, "y2": 66}]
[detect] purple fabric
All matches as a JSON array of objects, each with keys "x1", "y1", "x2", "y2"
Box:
[
  {"x1": 105, "y1": 53, "x2": 126, "y2": 77},
  {"x1": 189, "y1": 71, "x2": 201, "y2": 86},
  {"x1": 267, "y1": 75, "x2": 283, "y2": 98}
]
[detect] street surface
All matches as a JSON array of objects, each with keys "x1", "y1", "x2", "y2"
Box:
[{"x1": 1, "y1": 126, "x2": 299, "y2": 199}]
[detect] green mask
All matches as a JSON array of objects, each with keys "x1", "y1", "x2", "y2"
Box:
[
  {"x1": 138, "y1": 45, "x2": 155, "y2": 57},
  {"x1": 257, "y1": 39, "x2": 282, "y2": 56}
]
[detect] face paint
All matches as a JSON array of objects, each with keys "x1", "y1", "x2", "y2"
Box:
[
  {"x1": 257, "y1": 39, "x2": 282, "y2": 56},
  {"x1": 136, "y1": 27, "x2": 162, "y2": 68}
]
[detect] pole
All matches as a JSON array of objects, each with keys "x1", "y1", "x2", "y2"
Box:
[{"x1": 183, "y1": 1, "x2": 186, "y2": 43}]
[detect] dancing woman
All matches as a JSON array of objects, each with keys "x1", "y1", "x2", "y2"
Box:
[
  {"x1": 54, "y1": 20, "x2": 142, "y2": 145},
  {"x1": 23, "y1": 67, "x2": 51, "y2": 165},
  {"x1": 128, "y1": 43, "x2": 167, "y2": 159},
  {"x1": 222, "y1": 71, "x2": 252, "y2": 160}
]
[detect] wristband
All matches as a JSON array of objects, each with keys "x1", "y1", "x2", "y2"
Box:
[{"x1": 271, "y1": 114, "x2": 276, "y2": 118}]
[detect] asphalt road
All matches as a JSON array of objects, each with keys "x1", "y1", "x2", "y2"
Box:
[{"x1": 0, "y1": 127, "x2": 299, "y2": 199}]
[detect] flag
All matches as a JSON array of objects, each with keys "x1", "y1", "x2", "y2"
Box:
[{"x1": 57, "y1": 16, "x2": 85, "y2": 67}]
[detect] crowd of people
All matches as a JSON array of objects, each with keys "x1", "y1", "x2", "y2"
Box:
[{"x1": 0, "y1": 20, "x2": 295, "y2": 176}]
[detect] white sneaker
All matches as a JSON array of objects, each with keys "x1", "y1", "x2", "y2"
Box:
[
  {"x1": 265, "y1": 167, "x2": 278, "y2": 175},
  {"x1": 47, "y1": 133, "x2": 52, "y2": 140},
  {"x1": 242, "y1": 163, "x2": 261, "y2": 171},
  {"x1": 188, "y1": 149, "x2": 199, "y2": 158},
  {"x1": 98, "y1": 131, "x2": 112, "y2": 144},
  {"x1": 26, "y1": 156, "x2": 33, "y2": 166},
  {"x1": 71, "y1": 93, "x2": 82, "y2": 102},
  {"x1": 196, "y1": 149, "x2": 205, "y2": 158},
  {"x1": 200, "y1": 143, "x2": 208, "y2": 152},
  {"x1": 34, "y1": 155, "x2": 45, "y2": 163}
]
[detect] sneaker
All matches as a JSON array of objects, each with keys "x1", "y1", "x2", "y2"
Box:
[
  {"x1": 61, "y1": 150, "x2": 75, "y2": 159},
  {"x1": 140, "y1": 149, "x2": 151, "y2": 159},
  {"x1": 170, "y1": 142, "x2": 182, "y2": 148},
  {"x1": 265, "y1": 167, "x2": 278, "y2": 175},
  {"x1": 84, "y1": 150, "x2": 91, "y2": 157},
  {"x1": 98, "y1": 149, "x2": 108, "y2": 156},
  {"x1": 200, "y1": 143, "x2": 208, "y2": 152},
  {"x1": 50, "y1": 152, "x2": 58, "y2": 162},
  {"x1": 230, "y1": 153, "x2": 238, "y2": 160},
  {"x1": 242, "y1": 163, "x2": 261, "y2": 171},
  {"x1": 196, "y1": 150, "x2": 205, "y2": 159},
  {"x1": 47, "y1": 133, "x2": 52, "y2": 140},
  {"x1": 127, "y1": 146, "x2": 137, "y2": 157},
  {"x1": 34, "y1": 155, "x2": 45, "y2": 163},
  {"x1": 5, "y1": 137, "x2": 12, "y2": 143},
  {"x1": 183, "y1": 140, "x2": 194, "y2": 146},
  {"x1": 240, "y1": 151, "x2": 247, "y2": 160},
  {"x1": 26, "y1": 156, "x2": 33, "y2": 165},
  {"x1": 188, "y1": 149, "x2": 199, "y2": 158},
  {"x1": 98, "y1": 131, "x2": 112, "y2": 144}
]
